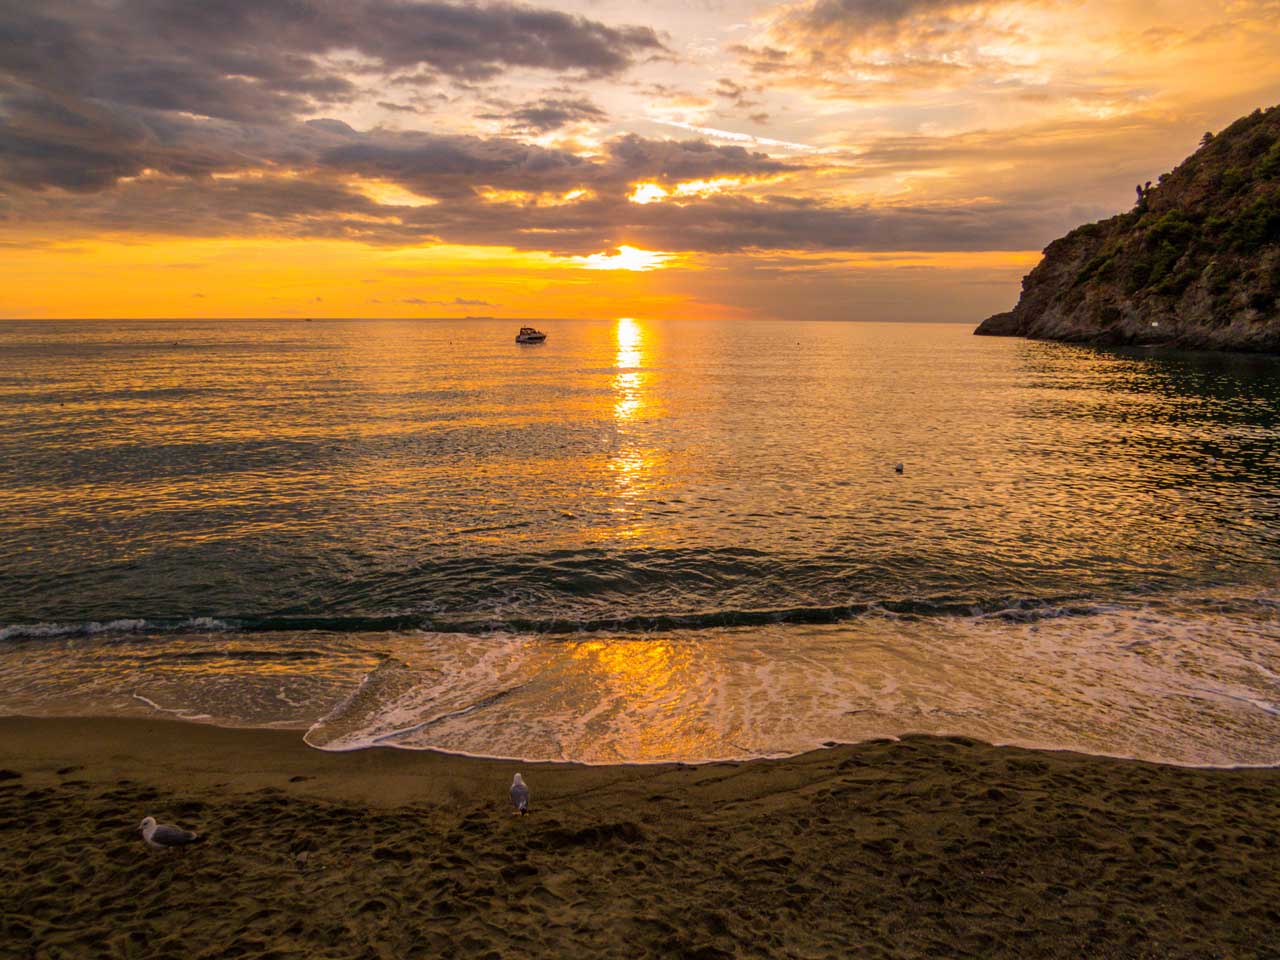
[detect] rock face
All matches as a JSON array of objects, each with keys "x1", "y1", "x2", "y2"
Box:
[{"x1": 975, "y1": 105, "x2": 1280, "y2": 352}]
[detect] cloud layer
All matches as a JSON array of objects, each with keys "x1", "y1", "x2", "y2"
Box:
[{"x1": 3, "y1": 0, "x2": 1279, "y2": 285}]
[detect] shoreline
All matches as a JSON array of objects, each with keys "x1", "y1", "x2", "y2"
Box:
[
  {"x1": 5, "y1": 715, "x2": 1280, "y2": 958},
  {"x1": 8, "y1": 583, "x2": 1280, "y2": 772},
  {"x1": 11, "y1": 708, "x2": 1280, "y2": 773}
]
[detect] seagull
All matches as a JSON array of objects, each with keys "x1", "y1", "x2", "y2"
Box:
[
  {"x1": 139, "y1": 816, "x2": 202, "y2": 850},
  {"x1": 510, "y1": 773, "x2": 530, "y2": 815}
]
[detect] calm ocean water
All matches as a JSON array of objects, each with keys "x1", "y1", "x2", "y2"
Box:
[{"x1": 2, "y1": 318, "x2": 1278, "y2": 764}]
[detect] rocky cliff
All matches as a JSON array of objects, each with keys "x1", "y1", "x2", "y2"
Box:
[{"x1": 975, "y1": 105, "x2": 1280, "y2": 352}]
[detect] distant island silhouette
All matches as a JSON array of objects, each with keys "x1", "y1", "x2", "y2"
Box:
[{"x1": 977, "y1": 103, "x2": 1280, "y2": 352}]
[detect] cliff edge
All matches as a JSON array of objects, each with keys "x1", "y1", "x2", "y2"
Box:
[{"x1": 975, "y1": 105, "x2": 1280, "y2": 352}]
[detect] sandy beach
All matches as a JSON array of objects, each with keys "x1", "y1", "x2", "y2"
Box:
[{"x1": 2, "y1": 718, "x2": 1278, "y2": 959}]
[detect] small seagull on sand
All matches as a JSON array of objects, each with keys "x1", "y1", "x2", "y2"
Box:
[
  {"x1": 510, "y1": 773, "x2": 530, "y2": 815},
  {"x1": 139, "y1": 816, "x2": 202, "y2": 850}
]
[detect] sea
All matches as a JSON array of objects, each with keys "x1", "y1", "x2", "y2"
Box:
[{"x1": 2, "y1": 317, "x2": 1278, "y2": 766}]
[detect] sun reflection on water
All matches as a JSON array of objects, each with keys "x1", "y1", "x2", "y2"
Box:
[
  {"x1": 607, "y1": 317, "x2": 659, "y2": 538},
  {"x1": 569, "y1": 637, "x2": 714, "y2": 760},
  {"x1": 613, "y1": 316, "x2": 644, "y2": 422}
]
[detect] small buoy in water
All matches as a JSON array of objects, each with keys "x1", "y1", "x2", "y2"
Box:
[{"x1": 894, "y1": 463, "x2": 904, "y2": 474}]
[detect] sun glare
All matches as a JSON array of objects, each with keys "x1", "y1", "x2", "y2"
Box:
[
  {"x1": 610, "y1": 316, "x2": 653, "y2": 518},
  {"x1": 616, "y1": 316, "x2": 642, "y2": 367},
  {"x1": 574, "y1": 246, "x2": 673, "y2": 271},
  {"x1": 673, "y1": 178, "x2": 739, "y2": 198},
  {"x1": 628, "y1": 183, "x2": 669, "y2": 204},
  {"x1": 629, "y1": 178, "x2": 744, "y2": 206},
  {"x1": 613, "y1": 317, "x2": 644, "y2": 420}
]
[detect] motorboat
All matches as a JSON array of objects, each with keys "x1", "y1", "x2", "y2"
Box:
[{"x1": 515, "y1": 326, "x2": 547, "y2": 343}]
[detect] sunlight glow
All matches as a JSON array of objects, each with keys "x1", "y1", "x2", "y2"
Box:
[
  {"x1": 477, "y1": 187, "x2": 595, "y2": 206},
  {"x1": 608, "y1": 316, "x2": 655, "y2": 529},
  {"x1": 575, "y1": 246, "x2": 674, "y2": 271},
  {"x1": 628, "y1": 183, "x2": 669, "y2": 204},
  {"x1": 566, "y1": 639, "x2": 710, "y2": 758},
  {"x1": 673, "y1": 178, "x2": 740, "y2": 198},
  {"x1": 630, "y1": 179, "x2": 743, "y2": 204},
  {"x1": 352, "y1": 179, "x2": 438, "y2": 207}
]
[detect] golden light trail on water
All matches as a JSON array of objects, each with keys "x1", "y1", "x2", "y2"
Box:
[
  {"x1": 566, "y1": 637, "x2": 712, "y2": 760},
  {"x1": 607, "y1": 316, "x2": 656, "y2": 540},
  {"x1": 613, "y1": 316, "x2": 644, "y2": 422}
]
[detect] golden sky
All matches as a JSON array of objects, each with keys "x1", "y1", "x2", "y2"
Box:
[{"x1": 1, "y1": 0, "x2": 1278, "y2": 321}]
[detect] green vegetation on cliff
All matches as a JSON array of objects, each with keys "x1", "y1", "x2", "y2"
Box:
[{"x1": 976, "y1": 105, "x2": 1280, "y2": 352}]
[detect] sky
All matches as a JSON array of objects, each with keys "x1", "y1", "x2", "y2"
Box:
[{"x1": 2, "y1": 0, "x2": 1279, "y2": 322}]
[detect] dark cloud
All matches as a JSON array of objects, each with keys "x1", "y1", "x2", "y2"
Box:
[
  {"x1": 611, "y1": 193, "x2": 1050, "y2": 253},
  {"x1": 0, "y1": 0, "x2": 1104, "y2": 261},
  {"x1": 481, "y1": 97, "x2": 609, "y2": 133},
  {"x1": 727, "y1": 44, "x2": 791, "y2": 74},
  {"x1": 305, "y1": 128, "x2": 793, "y2": 202},
  {"x1": 0, "y1": 0, "x2": 581, "y2": 193},
  {"x1": 0, "y1": 39, "x2": 796, "y2": 201},
  {"x1": 4, "y1": 157, "x2": 1076, "y2": 257},
  {"x1": 0, "y1": 86, "x2": 350, "y2": 190},
  {"x1": 633, "y1": 82, "x2": 712, "y2": 108},
  {"x1": 713, "y1": 78, "x2": 760, "y2": 110},
  {"x1": 734, "y1": 0, "x2": 1002, "y2": 89},
  {"x1": 0, "y1": 93, "x2": 138, "y2": 192},
  {"x1": 318, "y1": 131, "x2": 593, "y2": 199},
  {"x1": 788, "y1": 0, "x2": 970, "y2": 34},
  {"x1": 0, "y1": 1, "x2": 664, "y2": 126},
  {"x1": 603, "y1": 134, "x2": 791, "y2": 183},
  {"x1": 377, "y1": 101, "x2": 424, "y2": 114}
]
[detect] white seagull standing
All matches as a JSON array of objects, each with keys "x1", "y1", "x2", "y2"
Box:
[
  {"x1": 139, "y1": 816, "x2": 202, "y2": 850},
  {"x1": 510, "y1": 773, "x2": 530, "y2": 815}
]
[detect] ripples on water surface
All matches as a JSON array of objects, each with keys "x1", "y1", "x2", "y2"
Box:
[{"x1": 1, "y1": 319, "x2": 1278, "y2": 765}]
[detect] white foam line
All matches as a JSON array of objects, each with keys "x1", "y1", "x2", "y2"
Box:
[
  {"x1": 1186, "y1": 684, "x2": 1280, "y2": 716},
  {"x1": 131, "y1": 692, "x2": 213, "y2": 722},
  {"x1": 312, "y1": 670, "x2": 374, "y2": 724},
  {"x1": 0, "y1": 617, "x2": 233, "y2": 642},
  {"x1": 275, "y1": 685, "x2": 307, "y2": 707},
  {"x1": 1247, "y1": 661, "x2": 1280, "y2": 684}
]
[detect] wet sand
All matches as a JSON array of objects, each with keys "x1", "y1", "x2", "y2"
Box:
[{"x1": 2, "y1": 717, "x2": 1278, "y2": 959}]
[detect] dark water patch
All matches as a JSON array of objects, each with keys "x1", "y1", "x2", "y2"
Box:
[
  {"x1": 0, "y1": 384, "x2": 239, "y2": 405},
  {"x1": 0, "y1": 617, "x2": 232, "y2": 644},
  {"x1": 7, "y1": 590, "x2": 1277, "y2": 645},
  {"x1": 1, "y1": 419, "x2": 620, "y2": 491},
  {"x1": 4, "y1": 318, "x2": 1278, "y2": 631},
  {"x1": 3, "y1": 522, "x2": 1267, "y2": 634},
  {"x1": 127, "y1": 648, "x2": 331, "y2": 664}
]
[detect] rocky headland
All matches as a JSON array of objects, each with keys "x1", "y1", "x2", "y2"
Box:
[{"x1": 976, "y1": 104, "x2": 1280, "y2": 352}]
